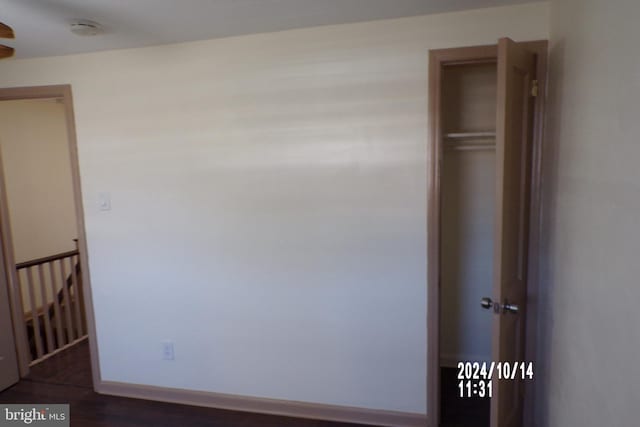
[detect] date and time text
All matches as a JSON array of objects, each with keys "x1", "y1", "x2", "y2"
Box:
[{"x1": 457, "y1": 361, "x2": 534, "y2": 398}]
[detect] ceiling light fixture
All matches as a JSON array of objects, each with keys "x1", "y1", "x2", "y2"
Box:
[{"x1": 70, "y1": 20, "x2": 103, "y2": 36}]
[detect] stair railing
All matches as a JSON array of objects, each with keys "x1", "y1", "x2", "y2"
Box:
[{"x1": 16, "y1": 248, "x2": 87, "y2": 364}]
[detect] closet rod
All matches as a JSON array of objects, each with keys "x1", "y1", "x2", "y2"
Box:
[
  {"x1": 445, "y1": 143, "x2": 495, "y2": 151},
  {"x1": 444, "y1": 131, "x2": 496, "y2": 139}
]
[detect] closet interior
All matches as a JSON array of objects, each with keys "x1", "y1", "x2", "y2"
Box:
[{"x1": 439, "y1": 61, "x2": 497, "y2": 426}]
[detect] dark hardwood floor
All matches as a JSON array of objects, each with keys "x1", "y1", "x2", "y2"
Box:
[{"x1": 0, "y1": 341, "x2": 376, "y2": 427}]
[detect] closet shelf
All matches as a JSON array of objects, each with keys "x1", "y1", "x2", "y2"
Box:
[
  {"x1": 444, "y1": 131, "x2": 496, "y2": 139},
  {"x1": 444, "y1": 131, "x2": 496, "y2": 151}
]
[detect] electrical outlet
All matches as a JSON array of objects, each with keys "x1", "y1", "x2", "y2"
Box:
[{"x1": 162, "y1": 341, "x2": 175, "y2": 361}]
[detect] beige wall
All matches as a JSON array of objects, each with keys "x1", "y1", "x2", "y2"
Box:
[
  {"x1": 0, "y1": 99, "x2": 77, "y2": 262},
  {"x1": 0, "y1": 99, "x2": 78, "y2": 310},
  {"x1": 441, "y1": 150, "x2": 495, "y2": 365},
  {"x1": 0, "y1": 3, "x2": 548, "y2": 415},
  {"x1": 538, "y1": 0, "x2": 640, "y2": 425}
]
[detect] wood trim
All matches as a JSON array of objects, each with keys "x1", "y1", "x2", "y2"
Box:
[
  {"x1": 37, "y1": 264, "x2": 55, "y2": 353},
  {"x1": 97, "y1": 380, "x2": 427, "y2": 427},
  {"x1": 0, "y1": 133, "x2": 29, "y2": 376},
  {"x1": 427, "y1": 43, "x2": 498, "y2": 427},
  {"x1": 0, "y1": 85, "x2": 102, "y2": 389},
  {"x1": 519, "y1": 40, "x2": 548, "y2": 427},
  {"x1": 426, "y1": 49, "x2": 441, "y2": 427},
  {"x1": 60, "y1": 85, "x2": 103, "y2": 390},
  {"x1": 426, "y1": 41, "x2": 548, "y2": 427},
  {"x1": 0, "y1": 45, "x2": 14, "y2": 59},
  {"x1": 16, "y1": 249, "x2": 79, "y2": 270},
  {"x1": 0, "y1": 23, "x2": 14, "y2": 39},
  {"x1": 25, "y1": 267, "x2": 44, "y2": 359},
  {"x1": 48, "y1": 262, "x2": 65, "y2": 346},
  {"x1": 58, "y1": 259, "x2": 75, "y2": 342},
  {"x1": 429, "y1": 45, "x2": 497, "y2": 66}
]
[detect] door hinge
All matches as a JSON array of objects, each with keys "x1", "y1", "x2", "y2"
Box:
[{"x1": 531, "y1": 80, "x2": 539, "y2": 97}]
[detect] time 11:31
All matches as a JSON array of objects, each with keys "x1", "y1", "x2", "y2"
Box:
[{"x1": 458, "y1": 380, "x2": 493, "y2": 398}]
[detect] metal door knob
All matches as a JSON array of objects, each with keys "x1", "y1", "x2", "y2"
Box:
[
  {"x1": 503, "y1": 302, "x2": 519, "y2": 314},
  {"x1": 481, "y1": 297, "x2": 519, "y2": 314},
  {"x1": 481, "y1": 297, "x2": 494, "y2": 309}
]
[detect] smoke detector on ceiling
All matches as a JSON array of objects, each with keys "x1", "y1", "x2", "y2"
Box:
[{"x1": 70, "y1": 20, "x2": 103, "y2": 36}]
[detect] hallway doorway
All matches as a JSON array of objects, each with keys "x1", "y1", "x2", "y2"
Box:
[{"x1": 0, "y1": 85, "x2": 98, "y2": 387}]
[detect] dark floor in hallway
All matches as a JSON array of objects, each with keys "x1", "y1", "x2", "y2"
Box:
[
  {"x1": 440, "y1": 367, "x2": 490, "y2": 427},
  {"x1": 0, "y1": 341, "x2": 376, "y2": 427}
]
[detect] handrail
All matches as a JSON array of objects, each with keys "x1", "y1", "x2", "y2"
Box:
[
  {"x1": 18, "y1": 250, "x2": 86, "y2": 364},
  {"x1": 16, "y1": 249, "x2": 79, "y2": 270},
  {"x1": 23, "y1": 261, "x2": 82, "y2": 321}
]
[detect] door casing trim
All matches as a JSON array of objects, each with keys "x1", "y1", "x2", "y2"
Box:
[
  {"x1": 426, "y1": 41, "x2": 548, "y2": 427},
  {"x1": 0, "y1": 85, "x2": 101, "y2": 389}
]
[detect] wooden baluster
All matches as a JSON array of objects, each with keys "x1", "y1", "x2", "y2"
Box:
[
  {"x1": 17, "y1": 269, "x2": 28, "y2": 322},
  {"x1": 49, "y1": 261, "x2": 65, "y2": 347},
  {"x1": 76, "y1": 255, "x2": 86, "y2": 333},
  {"x1": 37, "y1": 264, "x2": 55, "y2": 354},
  {"x1": 69, "y1": 256, "x2": 83, "y2": 337},
  {"x1": 59, "y1": 259, "x2": 76, "y2": 342},
  {"x1": 17, "y1": 270, "x2": 31, "y2": 360},
  {"x1": 26, "y1": 267, "x2": 44, "y2": 360}
]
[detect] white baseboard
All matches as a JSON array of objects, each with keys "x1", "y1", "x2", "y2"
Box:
[{"x1": 96, "y1": 380, "x2": 427, "y2": 427}]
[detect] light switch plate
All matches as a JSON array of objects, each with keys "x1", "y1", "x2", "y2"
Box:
[
  {"x1": 162, "y1": 341, "x2": 175, "y2": 361},
  {"x1": 98, "y1": 192, "x2": 111, "y2": 211}
]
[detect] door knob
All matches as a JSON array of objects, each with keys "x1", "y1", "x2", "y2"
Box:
[
  {"x1": 481, "y1": 297, "x2": 519, "y2": 314},
  {"x1": 503, "y1": 302, "x2": 519, "y2": 314},
  {"x1": 481, "y1": 297, "x2": 494, "y2": 310}
]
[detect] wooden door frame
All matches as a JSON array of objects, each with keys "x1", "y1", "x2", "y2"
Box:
[
  {"x1": 0, "y1": 85, "x2": 101, "y2": 388},
  {"x1": 427, "y1": 41, "x2": 547, "y2": 427}
]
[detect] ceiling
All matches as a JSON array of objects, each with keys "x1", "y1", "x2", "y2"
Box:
[{"x1": 1, "y1": 0, "x2": 535, "y2": 58}]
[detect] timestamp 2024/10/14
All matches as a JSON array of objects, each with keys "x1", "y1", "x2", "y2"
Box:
[{"x1": 457, "y1": 361, "x2": 534, "y2": 398}]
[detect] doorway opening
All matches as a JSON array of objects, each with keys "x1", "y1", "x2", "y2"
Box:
[
  {"x1": 0, "y1": 86, "x2": 99, "y2": 391},
  {"x1": 439, "y1": 61, "x2": 496, "y2": 427},
  {"x1": 427, "y1": 40, "x2": 548, "y2": 427}
]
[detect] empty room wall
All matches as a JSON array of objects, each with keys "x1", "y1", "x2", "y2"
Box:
[
  {"x1": 0, "y1": 3, "x2": 548, "y2": 416},
  {"x1": 537, "y1": 0, "x2": 640, "y2": 425}
]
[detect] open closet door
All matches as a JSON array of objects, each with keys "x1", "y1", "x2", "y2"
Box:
[{"x1": 491, "y1": 37, "x2": 537, "y2": 427}]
